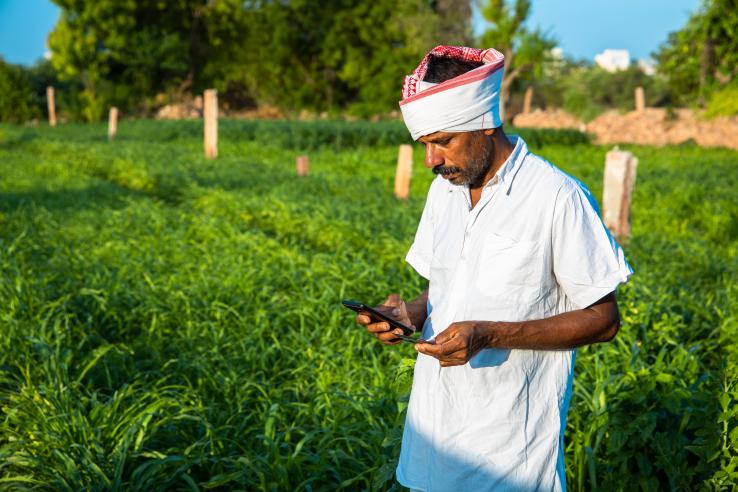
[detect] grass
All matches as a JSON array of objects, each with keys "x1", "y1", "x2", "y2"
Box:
[{"x1": 0, "y1": 120, "x2": 736, "y2": 490}]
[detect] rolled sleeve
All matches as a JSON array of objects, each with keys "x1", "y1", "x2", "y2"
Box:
[{"x1": 552, "y1": 183, "x2": 633, "y2": 309}]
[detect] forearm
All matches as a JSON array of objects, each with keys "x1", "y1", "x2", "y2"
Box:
[
  {"x1": 478, "y1": 294, "x2": 620, "y2": 350},
  {"x1": 406, "y1": 288, "x2": 429, "y2": 331}
]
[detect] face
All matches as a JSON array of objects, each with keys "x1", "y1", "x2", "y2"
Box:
[{"x1": 418, "y1": 129, "x2": 495, "y2": 188}]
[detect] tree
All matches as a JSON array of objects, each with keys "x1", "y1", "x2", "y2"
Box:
[
  {"x1": 559, "y1": 64, "x2": 672, "y2": 121},
  {"x1": 0, "y1": 58, "x2": 39, "y2": 123},
  {"x1": 45, "y1": 0, "x2": 472, "y2": 118},
  {"x1": 229, "y1": 0, "x2": 355, "y2": 113},
  {"x1": 217, "y1": 0, "x2": 453, "y2": 115},
  {"x1": 656, "y1": 0, "x2": 738, "y2": 106},
  {"x1": 48, "y1": 0, "x2": 248, "y2": 120},
  {"x1": 436, "y1": 0, "x2": 474, "y2": 46},
  {"x1": 478, "y1": 0, "x2": 556, "y2": 121},
  {"x1": 324, "y1": 0, "x2": 442, "y2": 116}
]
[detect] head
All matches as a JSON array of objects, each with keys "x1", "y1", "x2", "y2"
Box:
[{"x1": 418, "y1": 54, "x2": 503, "y2": 188}]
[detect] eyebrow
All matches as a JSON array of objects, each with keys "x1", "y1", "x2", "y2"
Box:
[{"x1": 423, "y1": 134, "x2": 453, "y2": 144}]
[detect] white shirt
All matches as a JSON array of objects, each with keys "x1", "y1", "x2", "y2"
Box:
[{"x1": 397, "y1": 136, "x2": 633, "y2": 491}]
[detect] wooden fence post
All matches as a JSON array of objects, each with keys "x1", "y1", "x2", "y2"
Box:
[
  {"x1": 108, "y1": 107, "x2": 118, "y2": 141},
  {"x1": 523, "y1": 86, "x2": 534, "y2": 114},
  {"x1": 296, "y1": 155, "x2": 310, "y2": 176},
  {"x1": 603, "y1": 148, "x2": 638, "y2": 239},
  {"x1": 635, "y1": 86, "x2": 645, "y2": 113},
  {"x1": 204, "y1": 89, "x2": 218, "y2": 159},
  {"x1": 394, "y1": 144, "x2": 413, "y2": 200},
  {"x1": 46, "y1": 86, "x2": 56, "y2": 127}
]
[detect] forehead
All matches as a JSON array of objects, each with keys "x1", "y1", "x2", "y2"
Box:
[{"x1": 418, "y1": 131, "x2": 459, "y2": 144}]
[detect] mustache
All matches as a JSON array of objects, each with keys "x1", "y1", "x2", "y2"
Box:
[{"x1": 432, "y1": 165, "x2": 461, "y2": 176}]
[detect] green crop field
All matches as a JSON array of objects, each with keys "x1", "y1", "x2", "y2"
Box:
[{"x1": 0, "y1": 120, "x2": 736, "y2": 491}]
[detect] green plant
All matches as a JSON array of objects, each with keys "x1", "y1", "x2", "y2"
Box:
[
  {"x1": 0, "y1": 120, "x2": 735, "y2": 490},
  {"x1": 0, "y1": 58, "x2": 40, "y2": 123},
  {"x1": 704, "y1": 84, "x2": 738, "y2": 118}
]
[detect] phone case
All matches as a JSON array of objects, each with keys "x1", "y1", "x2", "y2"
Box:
[{"x1": 341, "y1": 299, "x2": 423, "y2": 343}]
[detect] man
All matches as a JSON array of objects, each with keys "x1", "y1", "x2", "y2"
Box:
[{"x1": 355, "y1": 46, "x2": 633, "y2": 491}]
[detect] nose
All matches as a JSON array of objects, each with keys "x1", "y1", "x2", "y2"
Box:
[{"x1": 424, "y1": 143, "x2": 444, "y2": 168}]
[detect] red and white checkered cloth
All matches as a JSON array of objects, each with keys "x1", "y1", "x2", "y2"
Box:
[
  {"x1": 402, "y1": 45, "x2": 504, "y2": 100},
  {"x1": 399, "y1": 45, "x2": 506, "y2": 140}
]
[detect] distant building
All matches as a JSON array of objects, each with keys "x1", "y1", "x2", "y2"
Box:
[
  {"x1": 637, "y1": 58, "x2": 656, "y2": 76},
  {"x1": 594, "y1": 49, "x2": 630, "y2": 72},
  {"x1": 542, "y1": 47, "x2": 565, "y2": 78},
  {"x1": 550, "y1": 47, "x2": 564, "y2": 60}
]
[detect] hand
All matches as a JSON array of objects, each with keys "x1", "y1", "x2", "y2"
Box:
[
  {"x1": 415, "y1": 321, "x2": 490, "y2": 367},
  {"x1": 355, "y1": 293, "x2": 416, "y2": 345}
]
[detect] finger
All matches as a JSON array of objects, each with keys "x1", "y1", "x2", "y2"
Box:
[
  {"x1": 440, "y1": 358, "x2": 466, "y2": 367},
  {"x1": 416, "y1": 338, "x2": 463, "y2": 357},
  {"x1": 377, "y1": 329, "x2": 405, "y2": 344},
  {"x1": 434, "y1": 333, "x2": 452, "y2": 345},
  {"x1": 436, "y1": 349, "x2": 468, "y2": 366},
  {"x1": 415, "y1": 341, "x2": 444, "y2": 357},
  {"x1": 441, "y1": 349, "x2": 468, "y2": 363},
  {"x1": 380, "y1": 301, "x2": 416, "y2": 333},
  {"x1": 434, "y1": 325, "x2": 458, "y2": 345},
  {"x1": 355, "y1": 314, "x2": 371, "y2": 326},
  {"x1": 383, "y1": 293, "x2": 401, "y2": 308},
  {"x1": 390, "y1": 300, "x2": 408, "y2": 320},
  {"x1": 366, "y1": 322, "x2": 391, "y2": 334}
]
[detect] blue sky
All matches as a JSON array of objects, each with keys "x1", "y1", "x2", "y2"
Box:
[
  {"x1": 475, "y1": 0, "x2": 703, "y2": 61},
  {"x1": 1, "y1": 0, "x2": 701, "y2": 66},
  {"x1": 0, "y1": 0, "x2": 60, "y2": 65}
]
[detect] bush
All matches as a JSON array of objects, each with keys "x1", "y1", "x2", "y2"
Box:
[
  {"x1": 704, "y1": 84, "x2": 738, "y2": 118},
  {"x1": 559, "y1": 65, "x2": 672, "y2": 121},
  {"x1": 0, "y1": 58, "x2": 39, "y2": 123},
  {"x1": 218, "y1": 119, "x2": 590, "y2": 151}
]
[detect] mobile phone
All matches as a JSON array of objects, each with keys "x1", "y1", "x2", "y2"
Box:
[{"x1": 341, "y1": 299, "x2": 423, "y2": 344}]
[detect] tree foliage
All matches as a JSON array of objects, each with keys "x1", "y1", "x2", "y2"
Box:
[
  {"x1": 323, "y1": 1, "x2": 442, "y2": 116},
  {"x1": 509, "y1": 57, "x2": 674, "y2": 122},
  {"x1": 45, "y1": 0, "x2": 468, "y2": 120},
  {"x1": 48, "y1": 0, "x2": 249, "y2": 120},
  {"x1": 235, "y1": 0, "x2": 469, "y2": 116},
  {"x1": 704, "y1": 84, "x2": 738, "y2": 118},
  {"x1": 0, "y1": 58, "x2": 39, "y2": 123},
  {"x1": 478, "y1": 0, "x2": 556, "y2": 121},
  {"x1": 656, "y1": 0, "x2": 738, "y2": 107},
  {"x1": 560, "y1": 65, "x2": 672, "y2": 121}
]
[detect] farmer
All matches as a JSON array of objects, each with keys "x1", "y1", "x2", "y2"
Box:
[{"x1": 355, "y1": 46, "x2": 633, "y2": 491}]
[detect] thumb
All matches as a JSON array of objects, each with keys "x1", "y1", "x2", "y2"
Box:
[
  {"x1": 397, "y1": 299, "x2": 409, "y2": 318},
  {"x1": 434, "y1": 325, "x2": 457, "y2": 345},
  {"x1": 384, "y1": 293, "x2": 401, "y2": 308},
  {"x1": 385, "y1": 294, "x2": 408, "y2": 321}
]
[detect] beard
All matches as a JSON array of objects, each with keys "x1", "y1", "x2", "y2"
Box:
[{"x1": 432, "y1": 135, "x2": 494, "y2": 187}]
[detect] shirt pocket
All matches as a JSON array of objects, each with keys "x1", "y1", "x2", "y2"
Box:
[{"x1": 474, "y1": 233, "x2": 543, "y2": 307}]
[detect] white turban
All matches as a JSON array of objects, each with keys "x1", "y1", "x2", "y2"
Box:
[{"x1": 399, "y1": 45, "x2": 505, "y2": 140}]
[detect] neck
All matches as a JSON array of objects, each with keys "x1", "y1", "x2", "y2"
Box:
[{"x1": 472, "y1": 128, "x2": 515, "y2": 192}]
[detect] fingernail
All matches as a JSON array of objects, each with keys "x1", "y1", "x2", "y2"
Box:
[{"x1": 392, "y1": 308, "x2": 400, "y2": 315}]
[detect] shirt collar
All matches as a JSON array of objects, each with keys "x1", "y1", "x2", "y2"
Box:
[{"x1": 446, "y1": 135, "x2": 528, "y2": 194}]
